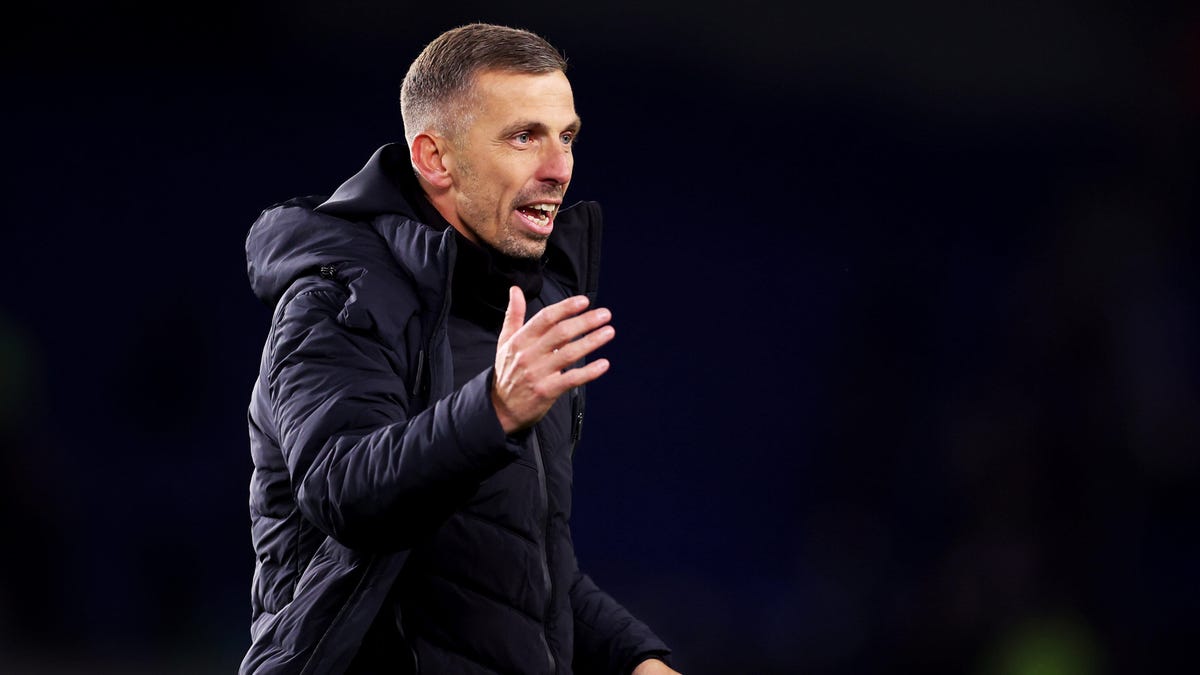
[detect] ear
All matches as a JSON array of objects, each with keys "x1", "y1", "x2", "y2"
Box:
[{"x1": 411, "y1": 132, "x2": 454, "y2": 190}]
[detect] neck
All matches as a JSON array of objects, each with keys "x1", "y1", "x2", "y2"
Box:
[{"x1": 416, "y1": 174, "x2": 470, "y2": 237}]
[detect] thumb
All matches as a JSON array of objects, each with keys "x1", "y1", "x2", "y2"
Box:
[{"x1": 498, "y1": 286, "x2": 525, "y2": 345}]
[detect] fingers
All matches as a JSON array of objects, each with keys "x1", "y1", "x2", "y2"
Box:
[
  {"x1": 522, "y1": 294, "x2": 591, "y2": 336},
  {"x1": 498, "y1": 286, "x2": 525, "y2": 347},
  {"x1": 553, "y1": 358, "x2": 611, "y2": 389},
  {"x1": 512, "y1": 293, "x2": 612, "y2": 358},
  {"x1": 532, "y1": 324, "x2": 614, "y2": 402},
  {"x1": 550, "y1": 322, "x2": 615, "y2": 368},
  {"x1": 540, "y1": 306, "x2": 611, "y2": 353}
]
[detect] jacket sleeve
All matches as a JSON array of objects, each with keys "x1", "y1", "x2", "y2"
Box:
[
  {"x1": 568, "y1": 533, "x2": 672, "y2": 674},
  {"x1": 267, "y1": 283, "x2": 520, "y2": 551}
]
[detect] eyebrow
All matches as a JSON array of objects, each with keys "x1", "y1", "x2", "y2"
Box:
[{"x1": 498, "y1": 117, "x2": 583, "y2": 138}]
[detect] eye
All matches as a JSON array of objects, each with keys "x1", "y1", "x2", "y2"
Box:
[
  {"x1": 514, "y1": 132, "x2": 532, "y2": 145},
  {"x1": 560, "y1": 132, "x2": 575, "y2": 146}
]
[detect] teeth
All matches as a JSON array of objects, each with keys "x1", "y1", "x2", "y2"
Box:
[{"x1": 520, "y1": 203, "x2": 556, "y2": 226}]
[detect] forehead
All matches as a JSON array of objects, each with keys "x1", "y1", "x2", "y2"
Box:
[{"x1": 467, "y1": 70, "x2": 577, "y2": 128}]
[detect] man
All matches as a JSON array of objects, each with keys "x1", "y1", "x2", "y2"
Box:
[{"x1": 242, "y1": 23, "x2": 679, "y2": 675}]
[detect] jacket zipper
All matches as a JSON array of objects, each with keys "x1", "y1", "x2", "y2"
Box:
[
  {"x1": 569, "y1": 387, "x2": 584, "y2": 452},
  {"x1": 529, "y1": 428, "x2": 557, "y2": 673}
]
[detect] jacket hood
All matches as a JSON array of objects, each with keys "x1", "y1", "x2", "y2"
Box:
[
  {"x1": 245, "y1": 196, "x2": 395, "y2": 308},
  {"x1": 245, "y1": 145, "x2": 426, "y2": 309},
  {"x1": 317, "y1": 144, "x2": 421, "y2": 222}
]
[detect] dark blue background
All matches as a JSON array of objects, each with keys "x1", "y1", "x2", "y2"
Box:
[{"x1": 3, "y1": 2, "x2": 1198, "y2": 672}]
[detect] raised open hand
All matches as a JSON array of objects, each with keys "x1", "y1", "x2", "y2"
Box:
[{"x1": 491, "y1": 286, "x2": 614, "y2": 434}]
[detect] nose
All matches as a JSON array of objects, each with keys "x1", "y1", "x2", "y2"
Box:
[{"x1": 536, "y1": 142, "x2": 573, "y2": 187}]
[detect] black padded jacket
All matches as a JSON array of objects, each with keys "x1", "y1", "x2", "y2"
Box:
[{"x1": 241, "y1": 144, "x2": 671, "y2": 674}]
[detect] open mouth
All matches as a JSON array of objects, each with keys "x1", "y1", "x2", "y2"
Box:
[{"x1": 515, "y1": 202, "x2": 559, "y2": 233}]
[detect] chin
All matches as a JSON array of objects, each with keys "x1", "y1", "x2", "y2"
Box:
[
  {"x1": 496, "y1": 235, "x2": 549, "y2": 260},
  {"x1": 512, "y1": 245, "x2": 547, "y2": 260}
]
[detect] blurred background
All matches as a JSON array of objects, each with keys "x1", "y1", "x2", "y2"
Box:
[{"x1": 3, "y1": 1, "x2": 1198, "y2": 673}]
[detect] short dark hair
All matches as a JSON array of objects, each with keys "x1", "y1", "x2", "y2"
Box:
[{"x1": 400, "y1": 23, "x2": 568, "y2": 147}]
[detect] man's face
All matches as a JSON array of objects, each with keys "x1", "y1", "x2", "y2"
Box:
[{"x1": 444, "y1": 69, "x2": 580, "y2": 259}]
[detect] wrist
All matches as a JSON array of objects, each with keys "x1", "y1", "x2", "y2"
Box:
[{"x1": 488, "y1": 369, "x2": 522, "y2": 435}]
